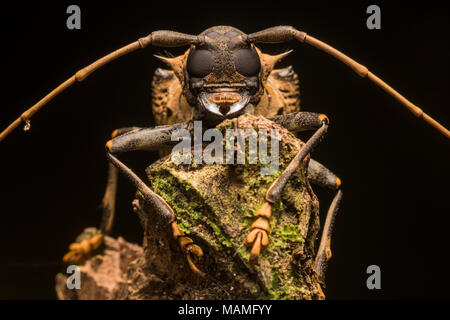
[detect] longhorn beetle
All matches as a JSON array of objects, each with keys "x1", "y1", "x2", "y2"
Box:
[{"x1": 1, "y1": 26, "x2": 449, "y2": 291}]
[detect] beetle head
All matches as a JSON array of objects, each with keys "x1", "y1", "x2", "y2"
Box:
[
  {"x1": 184, "y1": 26, "x2": 261, "y2": 122},
  {"x1": 156, "y1": 26, "x2": 290, "y2": 124}
]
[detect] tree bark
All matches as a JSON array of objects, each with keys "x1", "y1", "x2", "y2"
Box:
[{"x1": 56, "y1": 114, "x2": 322, "y2": 300}]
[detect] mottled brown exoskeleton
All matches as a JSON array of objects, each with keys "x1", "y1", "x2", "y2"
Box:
[{"x1": 1, "y1": 26, "x2": 449, "y2": 295}]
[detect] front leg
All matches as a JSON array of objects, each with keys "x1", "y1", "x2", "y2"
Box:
[
  {"x1": 105, "y1": 122, "x2": 205, "y2": 276},
  {"x1": 64, "y1": 121, "x2": 204, "y2": 275},
  {"x1": 106, "y1": 151, "x2": 205, "y2": 276},
  {"x1": 246, "y1": 111, "x2": 329, "y2": 264}
]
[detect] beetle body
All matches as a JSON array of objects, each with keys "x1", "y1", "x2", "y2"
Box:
[{"x1": 1, "y1": 24, "x2": 448, "y2": 300}]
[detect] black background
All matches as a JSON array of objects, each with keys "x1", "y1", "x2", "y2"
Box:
[{"x1": 0, "y1": 1, "x2": 449, "y2": 299}]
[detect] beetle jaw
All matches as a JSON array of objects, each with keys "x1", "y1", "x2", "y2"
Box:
[{"x1": 197, "y1": 89, "x2": 251, "y2": 120}]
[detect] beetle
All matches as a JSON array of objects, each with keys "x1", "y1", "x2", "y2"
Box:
[{"x1": 1, "y1": 25, "x2": 449, "y2": 294}]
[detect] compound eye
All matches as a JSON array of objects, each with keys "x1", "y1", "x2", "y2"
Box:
[
  {"x1": 234, "y1": 47, "x2": 261, "y2": 77},
  {"x1": 187, "y1": 49, "x2": 213, "y2": 78}
]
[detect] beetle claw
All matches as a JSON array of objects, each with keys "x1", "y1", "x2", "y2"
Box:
[
  {"x1": 172, "y1": 222, "x2": 205, "y2": 276},
  {"x1": 246, "y1": 230, "x2": 269, "y2": 265},
  {"x1": 246, "y1": 202, "x2": 272, "y2": 265},
  {"x1": 182, "y1": 242, "x2": 205, "y2": 276},
  {"x1": 186, "y1": 247, "x2": 206, "y2": 277},
  {"x1": 62, "y1": 228, "x2": 104, "y2": 264}
]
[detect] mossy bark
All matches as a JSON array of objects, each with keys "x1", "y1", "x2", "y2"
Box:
[
  {"x1": 56, "y1": 114, "x2": 322, "y2": 300},
  {"x1": 133, "y1": 114, "x2": 322, "y2": 299}
]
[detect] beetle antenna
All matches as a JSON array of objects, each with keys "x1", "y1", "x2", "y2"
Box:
[
  {"x1": 248, "y1": 26, "x2": 450, "y2": 139},
  {"x1": 0, "y1": 35, "x2": 152, "y2": 143},
  {"x1": 0, "y1": 30, "x2": 199, "y2": 143}
]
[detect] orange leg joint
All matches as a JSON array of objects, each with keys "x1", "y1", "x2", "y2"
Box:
[{"x1": 245, "y1": 202, "x2": 272, "y2": 264}]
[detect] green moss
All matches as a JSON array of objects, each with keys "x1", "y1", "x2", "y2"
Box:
[
  {"x1": 267, "y1": 271, "x2": 280, "y2": 299},
  {"x1": 149, "y1": 170, "x2": 234, "y2": 249},
  {"x1": 275, "y1": 225, "x2": 304, "y2": 243},
  {"x1": 208, "y1": 220, "x2": 233, "y2": 248},
  {"x1": 238, "y1": 246, "x2": 250, "y2": 261}
]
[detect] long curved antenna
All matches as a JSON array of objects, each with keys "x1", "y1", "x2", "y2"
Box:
[
  {"x1": 248, "y1": 26, "x2": 450, "y2": 139},
  {"x1": 0, "y1": 30, "x2": 199, "y2": 143}
]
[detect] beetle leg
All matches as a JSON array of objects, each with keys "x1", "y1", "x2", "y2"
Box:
[
  {"x1": 106, "y1": 122, "x2": 203, "y2": 275},
  {"x1": 245, "y1": 203, "x2": 271, "y2": 264},
  {"x1": 308, "y1": 158, "x2": 341, "y2": 191},
  {"x1": 64, "y1": 122, "x2": 201, "y2": 273},
  {"x1": 307, "y1": 159, "x2": 343, "y2": 295},
  {"x1": 101, "y1": 120, "x2": 193, "y2": 228},
  {"x1": 63, "y1": 127, "x2": 139, "y2": 264},
  {"x1": 100, "y1": 122, "x2": 192, "y2": 231},
  {"x1": 106, "y1": 150, "x2": 204, "y2": 276},
  {"x1": 246, "y1": 112, "x2": 329, "y2": 264},
  {"x1": 270, "y1": 111, "x2": 326, "y2": 133},
  {"x1": 171, "y1": 221, "x2": 205, "y2": 277},
  {"x1": 100, "y1": 127, "x2": 141, "y2": 235},
  {"x1": 62, "y1": 227, "x2": 104, "y2": 264},
  {"x1": 132, "y1": 197, "x2": 205, "y2": 277},
  {"x1": 105, "y1": 121, "x2": 193, "y2": 154},
  {"x1": 266, "y1": 117, "x2": 328, "y2": 204},
  {"x1": 270, "y1": 112, "x2": 343, "y2": 289},
  {"x1": 314, "y1": 189, "x2": 342, "y2": 281}
]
